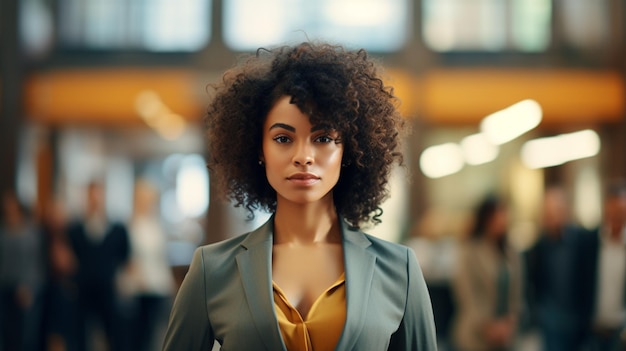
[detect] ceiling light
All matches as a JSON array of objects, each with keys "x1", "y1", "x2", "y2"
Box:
[
  {"x1": 521, "y1": 129, "x2": 600, "y2": 169},
  {"x1": 481, "y1": 99, "x2": 542, "y2": 145},
  {"x1": 419, "y1": 143, "x2": 464, "y2": 178},
  {"x1": 460, "y1": 133, "x2": 499, "y2": 165}
]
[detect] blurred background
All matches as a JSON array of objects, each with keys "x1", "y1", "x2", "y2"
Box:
[{"x1": 0, "y1": 0, "x2": 624, "y2": 350}]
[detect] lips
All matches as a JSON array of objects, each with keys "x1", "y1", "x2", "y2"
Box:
[
  {"x1": 287, "y1": 172, "x2": 320, "y2": 186},
  {"x1": 288, "y1": 172, "x2": 319, "y2": 180}
]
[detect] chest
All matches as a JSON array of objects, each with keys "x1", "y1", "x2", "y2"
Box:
[
  {"x1": 202, "y1": 236, "x2": 409, "y2": 350},
  {"x1": 271, "y1": 244, "x2": 344, "y2": 317}
]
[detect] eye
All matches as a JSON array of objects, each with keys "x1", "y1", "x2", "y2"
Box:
[
  {"x1": 273, "y1": 135, "x2": 291, "y2": 144},
  {"x1": 315, "y1": 135, "x2": 334, "y2": 143},
  {"x1": 314, "y1": 129, "x2": 341, "y2": 144}
]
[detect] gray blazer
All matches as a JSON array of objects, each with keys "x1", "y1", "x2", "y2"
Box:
[{"x1": 163, "y1": 217, "x2": 437, "y2": 350}]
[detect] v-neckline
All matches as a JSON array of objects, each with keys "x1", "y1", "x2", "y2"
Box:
[{"x1": 272, "y1": 272, "x2": 346, "y2": 321}]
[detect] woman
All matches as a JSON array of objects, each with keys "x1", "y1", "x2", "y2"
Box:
[
  {"x1": 451, "y1": 196, "x2": 522, "y2": 351},
  {"x1": 163, "y1": 42, "x2": 437, "y2": 351},
  {"x1": 123, "y1": 179, "x2": 174, "y2": 351},
  {"x1": 0, "y1": 191, "x2": 46, "y2": 351}
]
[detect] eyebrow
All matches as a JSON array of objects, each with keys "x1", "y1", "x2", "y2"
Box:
[
  {"x1": 268, "y1": 123, "x2": 331, "y2": 133},
  {"x1": 269, "y1": 123, "x2": 295, "y2": 132}
]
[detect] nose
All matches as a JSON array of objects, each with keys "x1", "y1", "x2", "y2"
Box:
[{"x1": 293, "y1": 141, "x2": 314, "y2": 166}]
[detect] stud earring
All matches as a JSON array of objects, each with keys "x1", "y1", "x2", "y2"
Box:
[{"x1": 258, "y1": 160, "x2": 264, "y2": 166}]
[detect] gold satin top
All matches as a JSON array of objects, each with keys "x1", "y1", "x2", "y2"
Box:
[{"x1": 273, "y1": 273, "x2": 346, "y2": 351}]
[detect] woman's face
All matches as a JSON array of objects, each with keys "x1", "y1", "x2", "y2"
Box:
[
  {"x1": 487, "y1": 206, "x2": 508, "y2": 239},
  {"x1": 261, "y1": 95, "x2": 344, "y2": 207}
]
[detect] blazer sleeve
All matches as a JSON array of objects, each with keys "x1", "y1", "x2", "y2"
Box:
[
  {"x1": 162, "y1": 247, "x2": 214, "y2": 350},
  {"x1": 388, "y1": 247, "x2": 438, "y2": 350}
]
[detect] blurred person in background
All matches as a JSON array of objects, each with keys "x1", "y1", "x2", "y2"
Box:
[
  {"x1": 0, "y1": 190, "x2": 46, "y2": 351},
  {"x1": 120, "y1": 178, "x2": 175, "y2": 351},
  {"x1": 587, "y1": 180, "x2": 626, "y2": 351},
  {"x1": 451, "y1": 195, "x2": 522, "y2": 351},
  {"x1": 67, "y1": 181, "x2": 130, "y2": 351},
  {"x1": 405, "y1": 208, "x2": 458, "y2": 350},
  {"x1": 524, "y1": 184, "x2": 595, "y2": 351},
  {"x1": 41, "y1": 197, "x2": 78, "y2": 351}
]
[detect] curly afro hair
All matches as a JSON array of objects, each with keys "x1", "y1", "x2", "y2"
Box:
[{"x1": 205, "y1": 42, "x2": 404, "y2": 228}]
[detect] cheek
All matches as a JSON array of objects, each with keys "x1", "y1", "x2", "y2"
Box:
[
  {"x1": 263, "y1": 144, "x2": 289, "y2": 168},
  {"x1": 325, "y1": 148, "x2": 344, "y2": 174},
  {"x1": 261, "y1": 139, "x2": 276, "y2": 165},
  {"x1": 333, "y1": 151, "x2": 343, "y2": 168},
  {"x1": 261, "y1": 142, "x2": 288, "y2": 185}
]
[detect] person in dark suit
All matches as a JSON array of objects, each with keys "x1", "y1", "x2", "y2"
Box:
[
  {"x1": 163, "y1": 42, "x2": 437, "y2": 350},
  {"x1": 67, "y1": 181, "x2": 129, "y2": 351},
  {"x1": 524, "y1": 185, "x2": 596, "y2": 351},
  {"x1": 588, "y1": 181, "x2": 626, "y2": 351}
]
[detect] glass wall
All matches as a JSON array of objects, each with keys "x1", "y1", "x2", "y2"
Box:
[
  {"x1": 422, "y1": 0, "x2": 552, "y2": 52},
  {"x1": 57, "y1": 0, "x2": 211, "y2": 51},
  {"x1": 223, "y1": 0, "x2": 410, "y2": 52}
]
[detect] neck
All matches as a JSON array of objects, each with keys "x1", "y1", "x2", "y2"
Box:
[{"x1": 273, "y1": 197, "x2": 340, "y2": 246}]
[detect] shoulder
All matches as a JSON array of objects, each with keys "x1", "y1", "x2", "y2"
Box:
[
  {"x1": 564, "y1": 224, "x2": 590, "y2": 237},
  {"x1": 355, "y1": 232, "x2": 421, "y2": 280},
  {"x1": 196, "y1": 233, "x2": 250, "y2": 260},
  {"x1": 195, "y1": 222, "x2": 270, "y2": 264},
  {"x1": 109, "y1": 221, "x2": 128, "y2": 234},
  {"x1": 188, "y1": 228, "x2": 268, "y2": 285},
  {"x1": 362, "y1": 232, "x2": 412, "y2": 260},
  {"x1": 456, "y1": 238, "x2": 485, "y2": 256},
  {"x1": 196, "y1": 216, "x2": 272, "y2": 259},
  {"x1": 343, "y1": 225, "x2": 413, "y2": 266},
  {"x1": 565, "y1": 224, "x2": 597, "y2": 246}
]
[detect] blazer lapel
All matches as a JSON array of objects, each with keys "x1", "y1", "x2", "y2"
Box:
[
  {"x1": 335, "y1": 221, "x2": 376, "y2": 351},
  {"x1": 236, "y1": 219, "x2": 286, "y2": 351}
]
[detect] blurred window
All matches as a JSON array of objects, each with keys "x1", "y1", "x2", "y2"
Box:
[
  {"x1": 20, "y1": 0, "x2": 54, "y2": 57},
  {"x1": 223, "y1": 0, "x2": 409, "y2": 52},
  {"x1": 422, "y1": 0, "x2": 551, "y2": 52},
  {"x1": 58, "y1": 0, "x2": 211, "y2": 52},
  {"x1": 558, "y1": 0, "x2": 611, "y2": 51}
]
